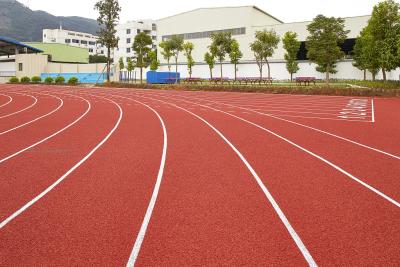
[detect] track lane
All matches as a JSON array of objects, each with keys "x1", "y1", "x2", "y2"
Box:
[
  {"x1": 118, "y1": 89, "x2": 400, "y2": 266},
  {"x1": 0, "y1": 93, "x2": 37, "y2": 118},
  {"x1": 0, "y1": 94, "x2": 12, "y2": 108}
]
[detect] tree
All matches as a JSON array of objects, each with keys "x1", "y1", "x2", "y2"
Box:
[
  {"x1": 250, "y1": 30, "x2": 280, "y2": 80},
  {"x1": 169, "y1": 35, "x2": 184, "y2": 83},
  {"x1": 306, "y1": 15, "x2": 349, "y2": 85},
  {"x1": 132, "y1": 32, "x2": 153, "y2": 84},
  {"x1": 282, "y1": 31, "x2": 301, "y2": 81},
  {"x1": 183, "y1": 42, "x2": 195, "y2": 78},
  {"x1": 90, "y1": 54, "x2": 108, "y2": 63},
  {"x1": 229, "y1": 39, "x2": 243, "y2": 81},
  {"x1": 368, "y1": 0, "x2": 400, "y2": 81},
  {"x1": 118, "y1": 57, "x2": 124, "y2": 81},
  {"x1": 353, "y1": 26, "x2": 380, "y2": 80},
  {"x1": 149, "y1": 50, "x2": 160, "y2": 71},
  {"x1": 159, "y1": 40, "x2": 173, "y2": 72},
  {"x1": 126, "y1": 57, "x2": 134, "y2": 81},
  {"x1": 204, "y1": 52, "x2": 215, "y2": 79},
  {"x1": 209, "y1": 32, "x2": 233, "y2": 82},
  {"x1": 94, "y1": 0, "x2": 121, "y2": 82}
]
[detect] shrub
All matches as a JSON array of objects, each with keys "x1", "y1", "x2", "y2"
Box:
[
  {"x1": 31, "y1": 76, "x2": 41, "y2": 83},
  {"x1": 55, "y1": 76, "x2": 65, "y2": 84},
  {"x1": 68, "y1": 77, "x2": 79, "y2": 85},
  {"x1": 9, "y1": 77, "x2": 19, "y2": 83},
  {"x1": 44, "y1": 77, "x2": 54, "y2": 84},
  {"x1": 20, "y1": 76, "x2": 30, "y2": 83}
]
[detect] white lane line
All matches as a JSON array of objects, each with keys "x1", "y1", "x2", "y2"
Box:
[
  {"x1": 0, "y1": 94, "x2": 38, "y2": 119},
  {"x1": 0, "y1": 94, "x2": 13, "y2": 108},
  {"x1": 371, "y1": 99, "x2": 375, "y2": 123},
  {"x1": 155, "y1": 94, "x2": 399, "y2": 160},
  {"x1": 0, "y1": 97, "x2": 123, "y2": 229},
  {"x1": 119, "y1": 93, "x2": 317, "y2": 267},
  {"x1": 150, "y1": 94, "x2": 400, "y2": 208},
  {"x1": 0, "y1": 93, "x2": 64, "y2": 135},
  {"x1": 0, "y1": 95, "x2": 90, "y2": 164}
]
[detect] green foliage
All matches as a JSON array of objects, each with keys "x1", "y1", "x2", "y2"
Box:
[
  {"x1": 94, "y1": 0, "x2": 121, "y2": 82},
  {"x1": 149, "y1": 50, "x2": 160, "y2": 71},
  {"x1": 55, "y1": 76, "x2": 65, "y2": 84},
  {"x1": 209, "y1": 32, "x2": 233, "y2": 79},
  {"x1": 68, "y1": 77, "x2": 79, "y2": 85},
  {"x1": 306, "y1": 15, "x2": 349, "y2": 85},
  {"x1": 283, "y1": 31, "x2": 301, "y2": 81},
  {"x1": 44, "y1": 77, "x2": 54, "y2": 84},
  {"x1": 126, "y1": 57, "x2": 135, "y2": 72},
  {"x1": 31, "y1": 76, "x2": 41, "y2": 83},
  {"x1": 133, "y1": 32, "x2": 153, "y2": 83},
  {"x1": 229, "y1": 39, "x2": 243, "y2": 80},
  {"x1": 368, "y1": 0, "x2": 400, "y2": 81},
  {"x1": 89, "y1": 55, "x2": 108, "y2": 63},
  {"x1": 159, "y1": 40, "x2": 173, "y2": 72},
  {"x1": 9, "y1": 77, "x2": 19, "y2": 83},
  {"x1": 183, "y1": 42, "x2": 195, "y2": 78},
  {"x1": 118, "y1": 57, "x2": 125, "y2": 70},
  {"x1": 169, "y1": 35, "x2": 184, "y2": 82},
  {"x1": 353, "y1": 26, "x2": 380, "y2": 80},
  {"x1": 250, "y1": 29, "x2": 280, "y2": 79},
  {"x1": 204, "y1": 52, "x2": 216, "y2": 79},
  {"x1": 20, "y1": 76, "x2": 30, "y2": 83}
]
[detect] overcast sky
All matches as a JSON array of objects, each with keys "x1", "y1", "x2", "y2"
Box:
[{"x1": 20, "y1": 0, "x2": 382, "y2": 23}]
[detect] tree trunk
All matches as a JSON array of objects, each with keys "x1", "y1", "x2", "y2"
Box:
[
  {"x1": 175, "y1": 57, "x2": 178, "y2": 84},
  {"x1": 290, "y1": 73, "x2": 293, "y2": 82},
  {"x1": 189, "y1": 67, "x2": 192, "y2": 79},
  {"x1": 210, "y1": 68, "x2": 213, "y2": 79},
  {"x1": 220, "y1": 59, "x2": 223, "y2": 83},
  {"x1": 382, "y1": 68, "x2": 386, "y2": 82},
  {"x1": 106, "y1": 47, "x2": 111, "y2": 82},
  {"x1": 140, "y1": 67, "x2": 143, "y2": 84},
  {"x1": 325, "y1": 65, "x2": 330, "y2": 86},
  {"x1": 234, "y1": 64, "x2": 237, "y2": 81},
  {"x1": 363, "y1": 70, "x2": 366, "y2": 81},
  {"x1": 259, "y1": 64, "x2": 263, "y2": 82},
  {"x1": 266, "y1": 60, "x2": 270, "y2": 79}
]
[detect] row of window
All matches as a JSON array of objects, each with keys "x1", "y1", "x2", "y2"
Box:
[
  {"x1": 126, "y1": 29, "x2": 153, "y2": 35},
  {"x1": 67, "y1": 32, "x2": 95, "y2": 39},
  {"x1": 162, "y1": 27, "x2": 246, "y2": 41},
  {"x1": 125, "y1": 35, "x2": 156, "y2": 44},
  {"x1": 65, "y1": 39, "x2": 98, "y2": 46}
]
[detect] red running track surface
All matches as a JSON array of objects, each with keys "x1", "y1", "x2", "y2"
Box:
[{"x1": 0, "y1": 84, "x2": 399, "y2": 266}]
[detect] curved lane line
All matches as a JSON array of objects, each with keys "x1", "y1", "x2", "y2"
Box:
[
  {"x1": 0, "y1": 94, "x2": 38, "y2": 119},
  {"x1": 0, "y1": 94, "x2": 13, "y2": 108},
  {"x1": 0, "y1": 96, "x2": 123, "y2": 229},
  {"x1": 0, "y1": 93, "x2": 64, "y2": 135},
  {"x1": 110, "y1": 92, "x2": 317, "y2": 267},
  {"x1": 0, "y1": 94, "x2": 90, "y2": 164},
  {"x1": 140, "y1": 93, "x2": 400, "y2": 208}
]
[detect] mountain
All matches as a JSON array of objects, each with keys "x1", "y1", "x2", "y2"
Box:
[{"x1": 0, "y1": 0, "x2": 100, "y2": 42}]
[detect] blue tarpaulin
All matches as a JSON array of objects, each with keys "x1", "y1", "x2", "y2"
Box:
[{"x1": 147, "y1": 71, "x2": 180, "y2": 84}]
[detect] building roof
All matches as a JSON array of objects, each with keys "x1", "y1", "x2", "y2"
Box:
[
  {"x1": 0, "y1": 36, "x2": 43, "y2": 56},
  {"x1": 157, "y1": 6, "x2": 284, "y2": 24},
  {"x1": 26, "y1": 42, "x2": 89, "y2": 63}
]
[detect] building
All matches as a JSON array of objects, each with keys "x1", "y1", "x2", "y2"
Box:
[
  {"x1": 26, "y1": 43, "x2": 89, "y2": 63},
  {"x1": 114, "y1": 19, "x2": 157, "y2": 65},
  {"x1": 156, "y1": 6, "x2": 399, "y2": 80},
  {"x1": 43, "y1": 28, "x2": 106, "y2": 56}
]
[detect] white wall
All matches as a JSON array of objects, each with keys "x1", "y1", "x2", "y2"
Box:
[{"x1": 0, "y1": 61, "x2": 15, "y2": 72}]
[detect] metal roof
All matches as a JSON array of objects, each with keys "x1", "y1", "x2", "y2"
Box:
[{"x1": 0, "y1": 36, "x2": 43, "y2": 56}]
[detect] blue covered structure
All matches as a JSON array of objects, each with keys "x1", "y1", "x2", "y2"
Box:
[
  {"x1": 0, "y1": 36, "x2": 43, "y2": 56},
  {"x1": 41, "y1": 73, "x2": 108, "y2": 84},
  {"x1": 147, "y1": 71, "x2": 180, "y2": 84}
]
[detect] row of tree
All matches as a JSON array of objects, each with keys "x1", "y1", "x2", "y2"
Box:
[{"x1": 95, "y1": 0, "x2": 399, "y2": 84}]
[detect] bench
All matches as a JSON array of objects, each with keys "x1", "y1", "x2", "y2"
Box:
[
  {"x1": 163, "y1": 77, "x2": 180, "y2": 84},
  {"x1": 296, "y1": 77, "x2": 316, "y2": 86},
  {"x1": 182, "y1": 77, "x2": 204, "y2": 84},
  {"x1": 209, "y1": 77, "x2": 232, "y2": 85},
  {"x1": 235, "y1": 77, "x2": 273, "y2": 85}
]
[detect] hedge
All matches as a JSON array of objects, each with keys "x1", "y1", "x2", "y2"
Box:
[
  {"x1": 20, "y1": 76, "x2": 30, "y2": 83},
  {"x1": 31, "y1": 76, "x2": 41, "y2": 83},
  {"x1": 68, "y1": 77, "x2": 79, "y2": 85},
  {"x1": 9, "y1": 77, "x2": 19, "y2": 83},
  {"x1": 44, "y1": 77, "x2": 54, "y2": 84},
  {"x1": 55, "y1": 76, "x2": 65, "y2": 84}
]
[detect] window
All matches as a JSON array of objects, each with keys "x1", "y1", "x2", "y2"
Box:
[
  {"x1": 152, "y1": 36, "x2": 156, "y2": 40},
  {"x1": 18, "y1": 63, "x2": 23, "y2": 71},
  {"x1": 101, "y1": 50, "x2": 104, "y2": 54},
  {"x1": 81, "y1": 40, "x2": 88, "y2": 44},
  {"x1": 144, "y1": 30, "x2": 151, "y2": 34},
  {"x1": 152, "y1": 23, "x2": 157, "y2": 31},
  {"x1": 127, "y1": 38, "x2": 131, "y2": 44},
  {"x1": 127, "y1": 29, "x2": 131, "y2": 34},
  {"x1": 137, "y1": 29, "x2": 141, "y2": 34},
  {"x1": 126, "y1": 48, "x2": 131, "y2": 53},
  {"x1": 44, "y1": 34, "x2": 46, "y2": 38},
  {"x1": 72, "y1": 39, "x2": 79, "y2": 43},
  {"x1": 89, "y1": 48, "x2": 93, "y2": 52},
  {"x1": 162, "y1": 27, "x2": 246, "y2": 41},
  {"x1": 65, "y1": 39, "x2": 71, "y2": 43},
  {"x1": 89, "y1": 41, "x2": 96, "y2": 45}
]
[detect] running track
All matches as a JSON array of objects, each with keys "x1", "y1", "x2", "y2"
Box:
[{"x1": 0, "y1": 84, "x2": 399, "y2": 266}]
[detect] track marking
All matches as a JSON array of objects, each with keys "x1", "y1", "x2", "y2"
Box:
[
  {"x1": 0, "y1": 94, "x2": 37, "y2": 119},
  {"x1": 152, "y1": 93, "x2": 399, "y2": 160},
  {"x1": 144, "y1": 94, "x2": 400, "y2": 208},
  {"x1": 0, "y1": 97, "x2": 122, "y2": 229},
  {"x1": 0, "y1": 94, "x2": 13, "y2": 108},
  {"x1": 371, "y1": 99, "x2": 375, "y2": 123},
  {"x1": 112, "y1": 92, "x2": 317, "y2": 267},
  {"x1": 0, "y1": 93, "x2": 64, "y2": 135},
  {"x1": 0, "y1": 94, "x2": 90, "y2": 164}
]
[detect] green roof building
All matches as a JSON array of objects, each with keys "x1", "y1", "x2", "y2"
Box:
[{"x1": 25, "y1": 43, "x2": 89, "y2": 63}]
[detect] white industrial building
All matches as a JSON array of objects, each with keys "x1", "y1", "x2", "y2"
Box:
[
  {"x1": 156, "y1": 6, "x2": 400, "y2": 80},
  {"x1": 43, "y1": 28, "x2": 106, "y2": 56},
  {"x1": 114, "y1": 19, "x2": 157, "y2": 65}
]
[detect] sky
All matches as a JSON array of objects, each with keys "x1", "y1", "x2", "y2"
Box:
[{"x1": 20, "y1": 0, "x2": 383, "y2": 23}]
